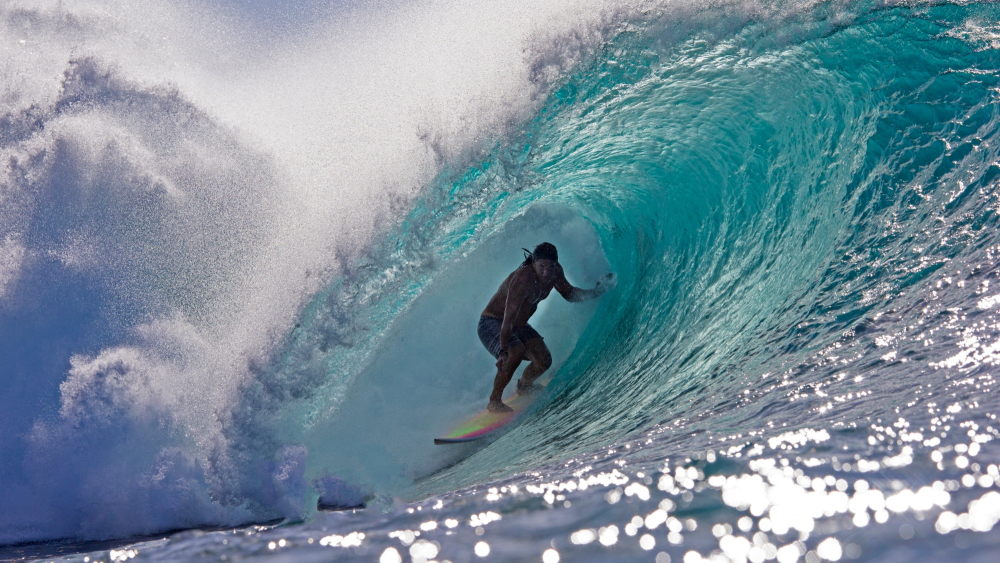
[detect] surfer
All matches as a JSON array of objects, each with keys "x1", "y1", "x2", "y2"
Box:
[{"x1": 479, "y1": 242, "x2": 614, "y2": 412}]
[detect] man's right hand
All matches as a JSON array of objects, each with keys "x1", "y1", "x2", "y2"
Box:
[
  {"x1": 595, "y1": 272, "x2": 617, "y2": 295},
  {"x1": 496, "y1": 350, "x2": 509, "y2": 369}
]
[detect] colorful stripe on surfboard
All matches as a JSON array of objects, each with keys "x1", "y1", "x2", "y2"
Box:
[{"x1": 434, "y1": 381, "x2": 547, "y2": 444}]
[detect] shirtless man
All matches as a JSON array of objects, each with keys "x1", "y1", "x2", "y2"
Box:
[{"x1": 478, "y1": 242, "x2": 614, "y2": 412}]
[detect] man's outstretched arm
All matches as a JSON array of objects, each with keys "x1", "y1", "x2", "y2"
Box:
[{"x1": 555, "y1": 271, "x2": 616, "y2": 302}]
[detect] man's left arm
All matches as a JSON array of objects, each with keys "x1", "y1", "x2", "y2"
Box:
[{"x1": 555, "y1": 269, "x2": 616, "y2": 303}]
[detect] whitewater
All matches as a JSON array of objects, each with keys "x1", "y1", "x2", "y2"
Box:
[{"x1": 1, "y1": 0, "x2": 1000, "y2": 561}]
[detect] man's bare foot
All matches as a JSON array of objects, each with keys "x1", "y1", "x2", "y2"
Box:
[{"x1": 487, "y1": 400, "x2": 513, "y2": 413}]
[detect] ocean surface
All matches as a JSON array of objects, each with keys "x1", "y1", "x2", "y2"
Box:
[{"x1": 2, "y1": 0, "x2": 1000, "y2": 561}]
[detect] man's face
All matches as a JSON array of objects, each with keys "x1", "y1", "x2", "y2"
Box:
[{"x1": 533, "y1": 258, "x2": 557, "y2": 283}]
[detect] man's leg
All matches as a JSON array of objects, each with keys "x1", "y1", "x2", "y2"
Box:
[
  {"x1": 517, "y1": 337, "x2": 552, "y2": 394},
  {"x1": 488, "y1": 341, "x2": 526, "y2": 412}
]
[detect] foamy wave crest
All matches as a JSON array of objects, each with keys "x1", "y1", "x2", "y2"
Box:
[
  {"x1": 1, "y1": 54, "x2": 284, "y2": 542},
  {"x1": 0, "y1": 0, "x2": 655, "y2": 544}
]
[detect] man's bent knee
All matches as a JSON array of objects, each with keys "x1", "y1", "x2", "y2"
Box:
[
  {"x1": 537, "y1": 353, "x2": 552, "y2": 371},
  {"x1": 525, "y1": 345, "x2": 551, "y2": 371}
]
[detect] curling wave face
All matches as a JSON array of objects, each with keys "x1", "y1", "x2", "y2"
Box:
[
  {"x1": 408, "y1": 0, "x2": 1000, "y2": 497},
  {"x1": 2, "y1": 1, "x2": 1000, "y2": 560},
  {"x1": 299, "y1": 2, "x2": 1000, "y2": 560}
]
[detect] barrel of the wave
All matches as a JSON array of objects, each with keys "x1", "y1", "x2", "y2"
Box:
[{"x1": 434, "y1": 379, "x2": 548, "y2": 444}]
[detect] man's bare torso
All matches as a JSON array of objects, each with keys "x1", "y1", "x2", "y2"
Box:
[{"x1": 481, "y1": 263, "x2": 567, "y2": 325}]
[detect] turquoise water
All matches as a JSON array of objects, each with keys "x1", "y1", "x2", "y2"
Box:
[{"x1": 2, "y1": 1, "x2": 1000, "y2": 562}]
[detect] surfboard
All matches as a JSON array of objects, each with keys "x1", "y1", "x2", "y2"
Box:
[{"x1": 434, "y1": 380, "x2": 548, "y2": 444}]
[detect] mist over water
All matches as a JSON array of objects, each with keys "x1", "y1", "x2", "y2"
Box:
[{"x1": 3, "y1": 1, "x2": 1000, "y2": 562}]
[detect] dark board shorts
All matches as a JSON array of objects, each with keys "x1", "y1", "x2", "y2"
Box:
[{"x1": 477, "y1": 315, "x2": 543, "y2": 359}]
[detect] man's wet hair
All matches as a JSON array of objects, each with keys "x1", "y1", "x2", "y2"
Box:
[{"x1": 521, "y1": 242, "x2": 558, "y2": 266}]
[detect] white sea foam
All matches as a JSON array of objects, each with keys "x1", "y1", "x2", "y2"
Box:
[{"x1": 0, "y1": 0, "x2": 652, "y2": 543}]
